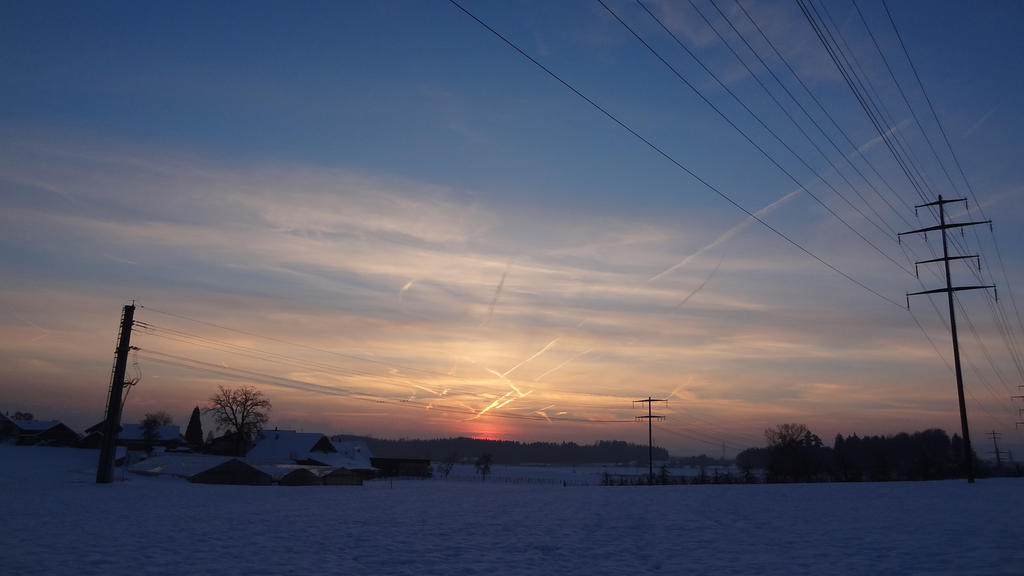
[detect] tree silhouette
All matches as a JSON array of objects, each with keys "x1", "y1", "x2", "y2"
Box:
[
  {"x1": 437, "y1": 453, "x2": 457, "y2": 480},
  {"x1": 140, "y1": 411, "x2": 173, "y2": 453},
  {"x1": 205, "y1": 385, "x2": 271, "y2": 456},
  {"x1": 185, "y1": 406, "x2": 204, "y2": 450},
  {"x1": 475, "y1": 453, "x2": 493, "y2": 481},
  {"x1": 764, "y1": 423, "x2": 825, "y2": 482}
]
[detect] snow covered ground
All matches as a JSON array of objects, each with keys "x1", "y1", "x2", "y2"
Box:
[{"x1": 2, "y1": 445, "x2": 1020, "y2": 575}]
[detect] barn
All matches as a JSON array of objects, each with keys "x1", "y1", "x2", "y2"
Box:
[
  {"x1": 189, "y1": 459, "x2": 273, "y2": 485},
  {"x1": 245, "y1": 429, "x2": 338, "y2": 465}
]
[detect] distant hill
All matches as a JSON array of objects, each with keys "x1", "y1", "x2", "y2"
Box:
[{"x1": 331, "y1": 435, "x2": 669, "y2": 465}]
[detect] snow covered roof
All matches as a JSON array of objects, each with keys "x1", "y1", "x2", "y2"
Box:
[
  {"x1": 320, "y1": 439, "x2": 374, "y2": 470},
  {"x1": 245, "y1": 429, "x2": 334, "y2": 464},
  {"x1": 11, "y1": 420, "x2": 64, "y2": 431}
]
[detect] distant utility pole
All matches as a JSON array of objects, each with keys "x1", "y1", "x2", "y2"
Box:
[
  {"x1": 96, "y1": 303, "x2": 136, "y2": 484},
  {"x1": 633, "y1": 397, "x2": 666, "y2": 484},
  {"x1": 900, "y1": 195, "x2": 994, "y2": 484},
  {"x1": 1015, "y1": 386, "x2": 1024, "y2": 429},
  {"x1": 987, "y1": 430, "x2": 1003, "y2": 469}
]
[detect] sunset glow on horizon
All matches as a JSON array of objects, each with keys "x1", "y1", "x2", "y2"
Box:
[{"x1": 2, "y1": 0, "x2": 1023, "y2": 458}]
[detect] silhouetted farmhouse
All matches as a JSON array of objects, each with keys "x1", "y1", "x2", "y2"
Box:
[
  {"x1": 246, "y1": 429, "x2": 375, "y2": 472},
  {"x1": 0, "y1": 414, "x2": 80, "y2": 446},
  {"x1": 246, "y1": 429, "x2": 338, "y2": 465}
]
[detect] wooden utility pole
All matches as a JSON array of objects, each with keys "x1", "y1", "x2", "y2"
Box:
[
  {"x1": 900, "y1": 196, "x2": 994, "y2": 483},
  {"x1": 96, "y1": 303, "x2": 136, "y2": 484},
  {"x1": 633, "y1": 397, "x2": 666, "y2": 484}
]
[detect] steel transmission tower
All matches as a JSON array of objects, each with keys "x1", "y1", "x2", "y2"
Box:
[{"x1": 900, "y1": 196, "x2": 994, "y2": 483}]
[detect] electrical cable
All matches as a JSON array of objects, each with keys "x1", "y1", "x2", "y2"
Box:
[
  {"x1": 600, "y1": 0, "x2": 915, "y2": 277},
  {"x1": 447, "y1": 0, "x2": 905, "y2": 309}
]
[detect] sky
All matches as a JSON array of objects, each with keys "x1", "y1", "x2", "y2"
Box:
[{"x1": 1, "y1": 0, "x2": 1023, "y2": 458}]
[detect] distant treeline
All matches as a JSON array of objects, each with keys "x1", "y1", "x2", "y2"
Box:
[
  {"x1": 737, "y1": 424, "x2": 1021, "y2": 483},
  {"x1": 332, "y1": 436, "x2": 669, "y2": 465}
]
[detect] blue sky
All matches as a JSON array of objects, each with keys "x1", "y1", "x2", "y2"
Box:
[{"x1": 2, "y1": 0, "x2": 1023, "y2": 457}]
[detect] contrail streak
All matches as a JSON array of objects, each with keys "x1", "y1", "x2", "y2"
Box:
[
  {"x1": 649, "y1": 189, "x2": 800, "y2": 282},
  {"x1": 669, "y1": 252, "x2": 725, "y2": 313},
  {"x1": 471, "y1": 337, "x2": 556, "y2": 419},
  {"x1": 502, "y1": 337, "x2": 559, "y2": 378},
  {"x1": 534, "y1": 348, "x2": 591, "y2": 382},
  {"x1": 533, "y1": 405, "x2": 555, "y2": 422},
  {"x1": 468, "y1": 389, "x2": 515, "y2": 420},
  {"x1": 481, "y1": 264, "x2": 510, "y2": 326},
  {"x1": 508, "y1": 381, "x2": 529, "y2": 398},
  {"x1": 399, "y1": 279, "x2": 415, "y2": 304},
  {"x1": 412, "y1": 384, "x2": 443, "y2": 396}
]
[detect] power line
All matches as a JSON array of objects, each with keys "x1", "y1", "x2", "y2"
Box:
[
  {"x1": 137, "y1": 348, "x2": 635, "y2": 425},
  {"x1": 734, "y1": 0, "x2": 916, "y2": 219},
  {"x1": 901, "y1": 195, "x2": 995, "y2": 483},
  {"x1": 816, "y1": 0, "x2": 937, "y2": 206},
  {"x1": 700, "y1": 0, "x2": 908, "y2": 238},
  {"x1": 796, "y1": 0, "x2": 930, "y2": 209},
  {"x1": 634, "y1": 396, "x2": 667, "y2": 483},
  {"x1": 880, "y1": 0, "x2": 1024, "y2": 386},
  {"x1": 846, "y1": 0, "x2": 1024, "y2": 404},
  {"x1": 795, "y1": 0, "x2": 1023, "y2": 400},
  {"x1": 136, "y1": 319, "x2": 645, "y2": 422},
  {"x1": 602, "y1": 0, "x2": 915, "y2": 277},
  {"x1": 447, "y1": 0, "x2": 904, "y2": 309},
  {"x1": 138, "y1": 310, "x2": 766, "y2": 450},
  {"x1": 141, "y1": 306, "x2": 464, "y2": 381},
  {"x1": 823, "y1": 0, "x2": 977, "y2": 267},
  {"x1": 134, "y1": 321, "x2": 469, "y2": 396},
  {"x1": 850, "y1": 0, "x2": 961, "y2": 199},
  {"x1": 653, "y1": 0, "x2": 904, "y2": 243}
]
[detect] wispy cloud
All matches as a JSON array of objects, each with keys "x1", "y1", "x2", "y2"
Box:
[{"x1": 0, "y1": 130, "x2": 999, "y2": 450}]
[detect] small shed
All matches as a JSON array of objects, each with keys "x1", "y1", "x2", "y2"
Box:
[
  {"x1": 278, "y1": 468, "x2": 322, "y2": 486},
  {"x1": 189, "y1": 458, "x2": 272, "y2": 486},
  {"x1": 321, "y1": 467, "x2": 363, "y2": 486}
]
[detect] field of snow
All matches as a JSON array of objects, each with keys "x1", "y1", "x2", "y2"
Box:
[{"x1": 2, "y1": 445, "x2": 1021, "y2": 575}]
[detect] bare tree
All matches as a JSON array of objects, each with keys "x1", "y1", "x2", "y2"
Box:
[
  {"x1": 475, "y1": 453, "x2": 493, "y2": 481},
  {"x1": 765, "y1": 423, "x2": 816, "y2": 449},
  {"x1": 764, "y1": 423, "x2": 824, "y2": 482},
  {"x1": 437, "y1": 453, "x2": 457, "y2": 480},
  {"x1": 140, "y1": 411, "x2": 173, "y2": 453},
  {"x1": 205, "y1": 385, "x2": 271, "y2": 455}
]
